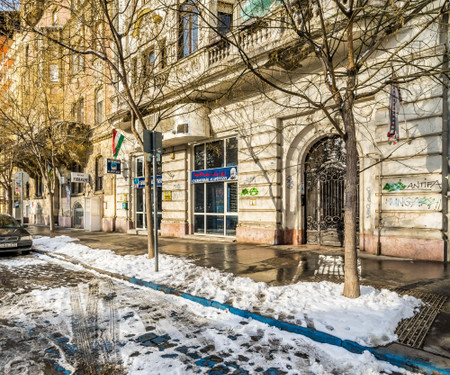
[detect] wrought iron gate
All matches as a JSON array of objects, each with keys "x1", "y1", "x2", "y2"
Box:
[{"x1": 305, "y1": 136, "x2": 349, "y2": 246}]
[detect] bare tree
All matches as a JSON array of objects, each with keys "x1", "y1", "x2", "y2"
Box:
[
  {"x1": 0, "y1": 30, "x2": 90, "y2": 232},
  {"x1": 192, "y1": 0, "x2": 449, "y2": 297},
  {"x1": 13, "y1": 0, "x2": 196, "y2": 257}
]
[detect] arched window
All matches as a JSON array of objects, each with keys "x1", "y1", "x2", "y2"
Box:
[
  {"x1": 95, "y1": 88, "x2": 104, "y2": 124},
  {"x1": 95, "y1": 155, "x2": 104, "y2": 191}
]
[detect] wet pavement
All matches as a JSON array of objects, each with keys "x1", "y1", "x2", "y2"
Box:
[{"x1": 27, "y1": 226, "x2": 450, "y2": 365}]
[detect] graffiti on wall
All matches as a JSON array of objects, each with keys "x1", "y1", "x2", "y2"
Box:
[
  {"x1": 241, "y1": 188, "x2": 259, "y2": 196},
  {"x1": 365, "y1": 187, "x2": 371, "y2": 218},
  {"x1": 383, "y1": 179, "x2": 442, "y2": 192},
  {"x1": 384, "y1": 196, "x2": 441, "y2": 210}
]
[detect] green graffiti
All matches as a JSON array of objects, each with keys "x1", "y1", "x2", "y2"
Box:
[
  {"x1": 240, "y1": 188, "x2": 249, "y2": 196},
  {"x1": 249, "y1": 187, "x2": 259, "y2": 196},
  {"x1": 241, "y1": 187, "x2": 259, "y2": 196},
  {"x1": 383, "y1": 182, "x2": 406, "y2": 192}
]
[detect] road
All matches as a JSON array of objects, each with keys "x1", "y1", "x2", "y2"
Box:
[{"x1": 0, "y1": 252, "x2": 409, "y2": 375}]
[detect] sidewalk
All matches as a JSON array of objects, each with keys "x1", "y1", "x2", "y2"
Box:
[{"x1": 28, "y1": 225, "x2": 450, "y2": 372}]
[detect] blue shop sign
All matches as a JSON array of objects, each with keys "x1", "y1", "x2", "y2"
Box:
[
  {"x1": 191, "y1": 166, "x2": 238, "y2": 183},
  {"x1": 134, "y1": 175, "x2": 162, "y2": 188},
  {"x1": 106, "y1": 158, "x2": 121, "y2": 174}
]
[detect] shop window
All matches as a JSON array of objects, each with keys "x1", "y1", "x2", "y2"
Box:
[
  {"x1": 95, "y1": 155, "x2": 103, "y2": 191},
  {"x1": 226, "y1": 137, "x2": 238, "y2": 166},
  {"x1": 194, "y1": 144, "x2": 204, "y2": 170},
  {"x1": 179, "y1": 1, "x2": 198, "y2": 58},
  {"x1": 134, "y1": 156, "x2": 162, "y2": 230},
  {"x1": 206, "y1": 140, "x2": 224, "y2": 169},
  {"x1": 193, "y1": 137, "x2": 238, "y2": 236}
]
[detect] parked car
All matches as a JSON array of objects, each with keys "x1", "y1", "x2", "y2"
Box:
[{"x1": 0, "y1": 214, "x2": 33, "y2": 255}]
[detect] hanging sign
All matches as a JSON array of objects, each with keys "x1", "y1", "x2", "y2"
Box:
[
  {"x1": 133, "y1": 175, "x2": 162, "y2": 188},
  {"x1": 106, "y1": 159, "x2": 121, "y2": 174},
  {"x1": 71, "y1": 172, "x2": 90, "y2": 183},
  {"x1": 191, "y1": 166, "x2": 238, "y2": 184}
]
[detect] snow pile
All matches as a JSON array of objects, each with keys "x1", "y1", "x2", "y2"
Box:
[{"x1": 33, "y1": 235, "x2": 421, "y2": 347}]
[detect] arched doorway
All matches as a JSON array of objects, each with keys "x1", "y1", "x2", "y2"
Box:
[{"x1": 305, "y1": 135, "x2": 356, "y2": 246}]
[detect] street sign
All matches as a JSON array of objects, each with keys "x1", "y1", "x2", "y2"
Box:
[
  {"x1": 106, "y1": 159, "x2": 121, "y2": 174},
  {"x1": 14, "y1": 171, "x2": 29, "y2": 185},
  {"x1": 71, "y1": 172, "x2": 90, "y2": 183},
  {"x1": 143, "y1": 130, "x2": 162, "y2": 155}
]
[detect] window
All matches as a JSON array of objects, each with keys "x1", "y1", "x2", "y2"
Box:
[
  {"x1": 193, "y1": 137, "x2": 238, "y2": 236},
  {"x1": 52, "y1": 8, "x2": 58, "y2": 26},
  {"x1": 35, "y1": 176, "x2": 43, "y2": 197},
  {"x1": 217, "y1": 2, "x2": 233, "y2": 36},
  {"x1": 95, "y1": 156, "x2": 103, "y2": 191},
  {"x1": 179, "y1": 1, "x2": 198, "y2": 58},
  {"x1": 72, "y1": 98, "x2": 84, "y2": 123},
  {"x1": 95, "y1": 88, "x2": 104, "y2": 124},
  {"x1": 131, "y1": 57, "x2": 138, "y2": 85},
  {"x1": 159, "y1": 39, "x2": 167, "y2": 69},
  {"x1": 135, "y1": 156, "x2": 162, "y2": 230},
  {"x1": 145, "y1": 49, "x2": 156, "y2": 75},
  {"x1": 72, "y1": 53, "x2": 84, "y2": 74},
  {"x1": 49, "y1": 64, "x2": 59, "y2": 82}
]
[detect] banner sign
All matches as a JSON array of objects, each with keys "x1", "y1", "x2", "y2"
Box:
[
  {"x1": 71, "y1": 172, "x2": 90, "y2": 183},
  {"x1": 106, "y1": 159, "x2": 121, "y2": 174},
  {"x1": 191, "y1": 167, "x2": 238, "y2": 184},
  {"x1": 134, "y1": 175, "x2": 162, "y2": 188}
]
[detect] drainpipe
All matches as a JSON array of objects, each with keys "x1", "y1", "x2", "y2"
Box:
[
  {"x1": 440, "y1": 6, "x2": 449, "y2": 262},
  {"x1": 377, "y1": 156, "x2": 382, "y2": 256}
]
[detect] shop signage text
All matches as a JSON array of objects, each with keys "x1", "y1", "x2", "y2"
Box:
[
  {"x1": 134, "y1": 175, "x2": 162, "y2": 188},
  {"x1": 106, "y1": 159, "x2": 121, "y2": 174},
  {"x1": 191, "y1": 167, "x2": 238, "y2": 184},
  {"x1": 71, "y1": 172, "x2": 90, "y2": 183}
]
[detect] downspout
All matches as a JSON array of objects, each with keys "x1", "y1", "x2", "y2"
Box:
[
  {"x1": 377, "y1": 155, "x2": 382, "y2": 256},
  {"x1": 440, "y1": 6, "x2": 449, "y2": 262}
]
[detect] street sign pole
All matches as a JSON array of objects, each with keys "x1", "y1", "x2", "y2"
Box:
[
  {"x1": 153, "y1": 152, "x2": 159, "y2": 272},
  {"x1": 20, "y1": 173, "x2": 23, "y2": 225},
  {"x1": 143, "y1": 129, "x2": 162, "y2": 272}
]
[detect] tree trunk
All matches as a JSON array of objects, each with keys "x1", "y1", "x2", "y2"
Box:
[
  {"x1": 48, "y1": 185, "x2": 55, "y2": 234},
  {"x1": 7, "y1": 185, "x2": 13, "y2": 215},
  {"x1": 145, "y1": 158, "x2": 155, "y2": 258},
  {"x1": 342, "y1": 104, "x2": 360, "y2": 299}
]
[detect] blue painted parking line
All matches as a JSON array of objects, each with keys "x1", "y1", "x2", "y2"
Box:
[{"x1": 129, "y1": 276, "x2": 450, "y2": 375}]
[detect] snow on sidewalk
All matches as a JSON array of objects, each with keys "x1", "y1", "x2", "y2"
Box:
[{"x1": 32, "y1": 235, "x2": 421, "y2": 348}]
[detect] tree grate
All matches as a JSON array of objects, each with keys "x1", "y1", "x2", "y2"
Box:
[
  {"x1": 309, "y1": 276, "x2": 447, "y2": 349},
  {"x1": 393, "y1": 290, "x2": 447, "y2": 349}
]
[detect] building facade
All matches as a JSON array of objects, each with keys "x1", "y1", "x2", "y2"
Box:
[{"x1": 9, "y1": 0, "x2": 450, "y2": 262}]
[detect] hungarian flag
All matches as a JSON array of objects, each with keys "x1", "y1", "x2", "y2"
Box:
[
  {"x1": 387, "y1": 78, "x2": 402, "y2": 145},
  {"x1": 112, "y1": 129, "x2": 124, "y2": 158}
]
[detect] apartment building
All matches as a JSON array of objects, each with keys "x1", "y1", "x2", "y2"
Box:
[{"x1": 11, "y1": 0, "x2": 450, "y2": 261}]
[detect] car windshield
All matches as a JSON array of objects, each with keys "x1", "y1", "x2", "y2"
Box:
[{"x1": 0, "y1": 215, "x2": 20, "y2": 228}]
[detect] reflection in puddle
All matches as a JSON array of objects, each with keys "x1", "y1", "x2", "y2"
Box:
[{"x1": 314, "y1": 255, "x2": 361, "y2": 279}]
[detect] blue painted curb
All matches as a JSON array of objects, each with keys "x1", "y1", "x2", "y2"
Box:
[
  {"x1": 34, "y1": 250, "x2": 450, "y2": 375},
  {"x1": 129, "y1": 277, "x2": 450, "y2": 375}
]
